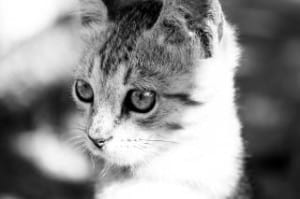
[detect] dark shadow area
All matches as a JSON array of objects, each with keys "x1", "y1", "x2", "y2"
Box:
[
  {"x1": 0, "y1": 83, "x2": 94, "y2": 199},
  {"x1": 223, "y1": 0, "x2": 300, "y2": 198}
]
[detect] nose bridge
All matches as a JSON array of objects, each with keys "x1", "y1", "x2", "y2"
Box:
[
  {"x1": 89, "y1": 105, "x2": 115, "y2": 139},
  {"x1": 89, "y1": 74, "x2": 123, "y2": 139}
]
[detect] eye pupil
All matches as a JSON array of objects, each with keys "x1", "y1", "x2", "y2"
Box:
[
  {"x1": 125, "y1": 90, "x2": 156, "y2": 113},
  {"x1": 75, "y1": 79, "x2": 94, "y2": 103}
]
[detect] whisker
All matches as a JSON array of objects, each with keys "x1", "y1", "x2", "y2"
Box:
[
  {"x1": 68, "y1": 128, "x2": 86, "y2": 132},
  {"x1": 66, "y1": 136, "x2": 86, "y2": 145},
  {"x1": 86, "y1": 151, "x2": 96, "y2": 170},
  {"x1": 68, "y1": 125, "x2": 87, "y2": 131},
  {"x1": 72, "y1": 141, "x2": 86, "y2": 149},
  {"x1": 135, "y1": 144, "x2": 149, "y2": 150},
  {"x1": 101, "y1": 163, "x2": 113, "y2": 178},
  {"x1": 73, "y1": 143, "x2": 86, "y2": 152},
  {"x1": 70, "y1": 138, "x2": 88, "y2": 152},
  {"x1": 73, "y1": 122, "x2": 88, "y2": 129},
  {"x1": 133, "y1": 147, "x2": 160, "y2": 161},
  {"x1": 67, "y1": 134, "x2": 85, "y2": 140},
  {"x1": 139, "y1": 139, "x2": 178, "y2": 144},
  {"x1": 132, "y1": 145, "x2": 148, "y2": 153}
]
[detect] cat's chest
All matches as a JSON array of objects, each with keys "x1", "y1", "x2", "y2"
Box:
[{"x1": 97, "y1": 180, "x2": 215, "y2": 199}]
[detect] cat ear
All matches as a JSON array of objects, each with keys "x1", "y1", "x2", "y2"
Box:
[
  {"x1": 79, "y1": 0, "x2": 109, "y2": 26},
  {"x1": 158, "y1": 0, "x2": 224, "y2": 58},
  {"x1": 79, "y1": 0, "x2": 152, "y2": 26},
  {"x1": 79, "y1": 0, "x2": 128, "y2": 26}
]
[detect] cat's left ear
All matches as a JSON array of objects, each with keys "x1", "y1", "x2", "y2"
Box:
[
  {"x1": 79, "y1": 0, "x2": 109, "y2": 26},
  {"x1": 79, "y1": 0, "x2": 146, "y2": 26},
  {"x1": 157, "y1": 0, "x2": 224, "y2": 58},
  {"x1": 80, "y1": 0, "x2": 128, "y2": 26}
]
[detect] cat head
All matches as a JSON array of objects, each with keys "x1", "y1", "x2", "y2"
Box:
[{"x1": 73, "y1": 0, "x2": 227, "y2": 167}]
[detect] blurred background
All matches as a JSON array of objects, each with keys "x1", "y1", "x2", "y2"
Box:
[{"x1": 0, "y1": 0, "x2": 299, "y2": 198}]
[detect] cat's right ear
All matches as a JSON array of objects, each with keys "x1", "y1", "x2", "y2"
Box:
[{"x1": 156, "y1": 0, "x2": 224, "y2": 58}]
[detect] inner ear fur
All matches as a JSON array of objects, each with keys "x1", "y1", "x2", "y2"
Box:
[
  {"x1": 158, "y1": 0, "x2": 224, "y2": 58},
  {"x1": 80, "y1": 0, "x2": 162, "y2": 25},
  {"x1": 79, "y1": 0, "x2": 110, "y2": 26}
]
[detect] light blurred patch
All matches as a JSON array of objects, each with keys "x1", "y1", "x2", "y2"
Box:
[
  {"x1": 0, "y1": 195, "x2": 22, "y2": 199},
  {"x1": 14, "y1": 126, "x2": 92, "y2": 183},
  {"x1": 0, "y1": 19, "x2": 80, "y2": 107},
  {"x1": 0, "y1": 0, "x2": 78, "y2": 53}
]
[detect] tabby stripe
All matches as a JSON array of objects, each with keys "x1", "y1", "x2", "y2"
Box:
[
  {"x1": 163, "y1": 93, "x2": 202, "y2": 106},
  {"x1": 123, "y1": 67, "x2": 133, "y2": 85},
  {"x1": 165, "y1": 123, "x2": 183, "y2": 131}
]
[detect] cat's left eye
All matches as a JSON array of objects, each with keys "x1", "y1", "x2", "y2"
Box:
[{"x1": 74, "y1": 79, "x2": 94, "y2": 103}]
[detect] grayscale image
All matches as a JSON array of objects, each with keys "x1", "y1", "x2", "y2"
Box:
[{"x1": 0, "y1": 0, "x2": 299, "y2": 199}]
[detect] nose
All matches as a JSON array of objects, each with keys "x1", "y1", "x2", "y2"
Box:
[{"x1": 88, "y1": 135, "x2": 113, "y2": 149}]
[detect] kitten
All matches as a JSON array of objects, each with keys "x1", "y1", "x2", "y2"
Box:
[{"x1": 73, "y1": 0, "x2": 249, "y2": 198}]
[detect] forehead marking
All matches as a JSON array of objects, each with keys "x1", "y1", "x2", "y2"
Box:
[
  {"x1": 163, "y1": 93, "x2": 202, "y2": 106},
  {"x1": 88, "y1": 1, "x2": 163, "y2": 76},
  {"x1": 123, "y1": 67, "x2": 133, "y2": 85}
]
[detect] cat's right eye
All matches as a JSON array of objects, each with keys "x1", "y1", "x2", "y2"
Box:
[
  {"x1": 124, "y1": 90, "x2": 157, "y2": 114},
  {"x1": 74, "y1": 79, "x2": 94, "y2": 103}
]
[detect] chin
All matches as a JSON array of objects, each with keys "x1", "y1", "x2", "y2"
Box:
[
  {"x1": 87, "y1": 142, "x2": 149, "y2": 167},
  {"x1": 105, "y1": 155, "x2": 142, "y2": 167},
  {"x1": 105, "y1": 147, "x2": 149, "y2": 167}
]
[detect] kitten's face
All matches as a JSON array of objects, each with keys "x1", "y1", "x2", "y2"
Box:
[{"x1": 73, "y1": 0, "x2": 223, "y2": 167}]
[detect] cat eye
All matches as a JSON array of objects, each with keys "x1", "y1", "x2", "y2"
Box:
[
  {"x1": 124, "y1": 90, "x2": 156, "y2": 114},
  {"x1": 75, "y1": 79, "x2": 94, "y2": 103}
]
